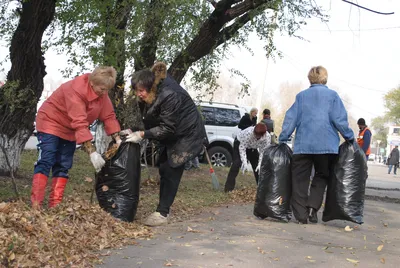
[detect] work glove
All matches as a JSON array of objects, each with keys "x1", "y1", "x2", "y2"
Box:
[
  {"x1": 125, "y1": 131, "x2": 143, "y2": 143},
  {"x1": 90, "y1": 152, "x2": 106, "y2": 172},
  {"x1": 241, "y1": 162, "x2": 247, "y2": 174}
]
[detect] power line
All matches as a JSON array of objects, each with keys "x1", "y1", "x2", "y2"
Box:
[
  {"x1": 341, "y1": 98, "x2": 380, "y2": 117},
  {"x1": 342, "y1": 0, "x2": 395, "y2": 15}
]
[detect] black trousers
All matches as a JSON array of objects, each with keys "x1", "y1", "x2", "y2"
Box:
[
  {"x1": 224, "y1": 139, "x2": 259, "y2": 192},
  {"x1": 156, "y1": 148, "x2": 185, "y2": 216},
  {"x1": 291, "y1": 154, "x2": 337, "y2": 222}
]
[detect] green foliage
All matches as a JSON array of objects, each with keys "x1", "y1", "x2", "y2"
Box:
[
  {"x1": 1, "y1": 0, "x2": 328, "y2": 94},
  {"x1": 384, "y1": 85, "x2": 400, "y2": 125},
  {"x1": 0, "y1": 81, "x2": 36, "y2": 113},
  {"x1": 371, "y1": 116, "x2": 388, "y2": 148}
]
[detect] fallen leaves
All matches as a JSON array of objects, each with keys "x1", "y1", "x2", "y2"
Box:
[
  {"x1": 377, "y1": 245, "x2": 384, "y2": 252},
  {"x1": 344, "y1": 226, "x2": 353, "y2": 232},
  {"x1": 227, "y1": 187, "x2": 257, "y2": 203},
  {"x1": 84, "y1": 176, "x2": 93, "y2": 183},
  {"x1": 0, "y1": 198, "x2": 152, "y2": 267},
  {"x1": 380, "y1": 258, "x2": 385, "y2": 264},
  {"x1": 346, "y1": 258, "x2": 359, "y2": 264}
]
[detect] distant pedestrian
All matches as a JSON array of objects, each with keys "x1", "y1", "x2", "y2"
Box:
[
  {"x1": 357, "y1": 118, "x2": 372, "y2": 160},
  {"x1": 260, "y1": 108, "x2": 276, "y2": 143},
  {"x1": 185, "y1": 156, "x2": 200, "y2": 170},
  {"x1": 238, "y1": 107, "x2": 258, "y2": 130},
  {"x1": 388, "y1": 146, "x2": 399, "y2": 175}
]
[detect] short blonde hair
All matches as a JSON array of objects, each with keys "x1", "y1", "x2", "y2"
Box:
[
  {"x1": 89, "y1": 66, "x2": 117, "y2": 89},
  {"x1": 308, "y1": 66, "x2": 328, "y2": 85}
]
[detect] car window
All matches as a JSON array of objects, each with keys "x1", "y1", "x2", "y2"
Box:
[
  {"x1": 200, "y1": 107, "x2": 215, "y2": 125},
  {"x1": 215, "y1": 108, "x2": 240, "y2": 127}
]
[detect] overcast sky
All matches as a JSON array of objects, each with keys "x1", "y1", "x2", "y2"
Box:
[
  {"x1": 0, "y1": 0, "x2": 399, "y2": 125},
  {"x1": 225, "y1": 0, "x2": 400, "y2": 125}
]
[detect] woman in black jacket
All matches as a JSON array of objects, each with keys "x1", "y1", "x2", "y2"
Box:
[
  {"x1": 126, "y1": 62, "x2": 207, "y2": 226},
  {"x1": 238, "y1": 107, "x2": 258, "y2": 130}
]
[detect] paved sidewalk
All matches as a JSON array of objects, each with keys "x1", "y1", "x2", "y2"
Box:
[{"x1": 100, "y1": 200, "x2": 400, "y2": 268}]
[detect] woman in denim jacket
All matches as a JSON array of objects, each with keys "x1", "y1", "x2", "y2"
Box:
[{"x1": 279, "y1": 66, "x2": 354, "y2": 224}]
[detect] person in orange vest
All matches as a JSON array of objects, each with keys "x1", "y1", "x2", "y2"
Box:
[{"x1": 357, "y1": 118, "x2": 372, "y2": 160}]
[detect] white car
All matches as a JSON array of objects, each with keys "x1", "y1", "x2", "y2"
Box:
[{"x1": 198, "y1": 101, "x2": 248, "y2": 167}]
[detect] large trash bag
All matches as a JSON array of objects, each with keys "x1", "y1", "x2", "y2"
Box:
[
  {"x1": 322, "y1": 141, "x2": 367, "y2": 224},
  {"x1": 254, "y1": 143, "x2": 293, "y2": 222},
  {"x1": 95, "y1": 142, "x2": 141, "y2": 222}
]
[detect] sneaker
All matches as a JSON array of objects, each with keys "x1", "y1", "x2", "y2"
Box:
[{"x1": 143, "y1": 212, "x2": 168, "y2": 226}]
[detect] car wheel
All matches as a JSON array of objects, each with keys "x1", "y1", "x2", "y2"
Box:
[{"x1": 207, "y1": 146, "x2": 232, "y2": 167}]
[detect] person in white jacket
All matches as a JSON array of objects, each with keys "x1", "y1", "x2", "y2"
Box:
[{"x1": 224, "y1": 123, "x2": 271, "y2": 192}]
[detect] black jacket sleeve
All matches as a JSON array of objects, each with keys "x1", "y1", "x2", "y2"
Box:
[{"x1": 143, "y1": 92, "x2": 180, "y2": 140}]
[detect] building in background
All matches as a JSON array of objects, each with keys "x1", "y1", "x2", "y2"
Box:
[{"x1": 386, "y1": 125, "x2": 400, "y2": 156}]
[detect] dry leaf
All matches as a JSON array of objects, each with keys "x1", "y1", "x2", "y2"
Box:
[
  {"x1": 364, "y1": 235, "x2": 367, "y2": 241},
  {"x1": 308, "y1": 260, "x2": 316, "y2": 263},
  {"x1": 380, "y1": 258, "x2": 385, "y2": 264},
  {"x1": 344, "y1": 226, "x2": 353, "y2": 232},
  {"x1": 279, "y1": 196, "x2": 283, "y2": 205},
  {"x1": 273, "y1": 258, "x2": 279, "y2": 261},
  {"x1": 165, "y1": 262, "x2": 173, "y2": 266},
  {"x1": 84, "y1": 177, "x2": 93, "y2": 182},
  {"x1": 306, "y1": 256, "x2": 312, "y2": 259},
  {"x1": 102, "y1": 185, "x2": 109, "y2": 192},
  {"x1": 346, "y1": 258, "x2": 359, "y2": 264},
  {"x1": 383, "y1": 223, "x2": 388, "y2": 227},
  {"x1": 377, "y1": 245, "x2": 384, "y2": 252}
]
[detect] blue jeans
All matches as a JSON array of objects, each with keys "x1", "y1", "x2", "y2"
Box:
[
  {"x1": 34, "y1": 132, "x2": 76, "y2": 178},
  {"x1": 184, "y1": 156, "x2": 200, "y2": 170},
  {"x1": 388, "y1": 165, "x2": 397, "y2": 175}
]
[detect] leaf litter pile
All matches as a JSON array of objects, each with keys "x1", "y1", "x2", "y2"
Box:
[
  {"x1": 0, "y1": 197, "x2": 152, "y2": 267},
  {"x1": 0, "y1": 166, "x2": 258, "y2": 267}
]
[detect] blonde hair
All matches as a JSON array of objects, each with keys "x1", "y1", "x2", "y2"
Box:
[
  {"x1": 308, "y1": 66, "x2": 328, "y2": 85},
  {"x1": 89, "y1": 66, "x2": 117, "y2": 89},
  {"x1": 250, "y1": 107, "x2": 258, "y2": 119}
]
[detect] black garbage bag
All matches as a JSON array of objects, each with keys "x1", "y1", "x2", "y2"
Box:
[
  {"x1": 322, "y1": 141, "x2": 367, "y2": 224},
  {"x1": 95, "y1": 142, "x2": 141, "y2": 222},
  {"x1": 254, "y1": 143, "x2": 293, "y2": 222}
]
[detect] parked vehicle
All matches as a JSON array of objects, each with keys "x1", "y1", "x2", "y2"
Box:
[{"x1": 198, "y1": 101, "x2": 247, "y2": 167}]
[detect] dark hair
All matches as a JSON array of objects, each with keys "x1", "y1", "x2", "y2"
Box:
[
  {"x1": 254, "y1": 123, "x2": 267, "y2": 136},
  {"x1": 263, "y1": 109, "x2": 271, "y2": 116},
  {"x1": 357, "y1": 118, "x2": 366, "y2": 125},
  {"x1": 131, "y1": 69, "x2": 155, "y2": 92}
]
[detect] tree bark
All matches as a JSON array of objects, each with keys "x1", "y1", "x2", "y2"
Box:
[
  {"x1": 0, "y1": 0, "x2": 56, "y2": 175},
  {"x1": 168, "y1": 0, "x2": 275, "y2": 83},
  {"x1": 134, "y1": 0, "x2": 172, "y2": 71}
]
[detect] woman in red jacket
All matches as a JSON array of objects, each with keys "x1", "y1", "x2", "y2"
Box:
[{"x1": 32, "y1": 66, "x2": 121, "y2": 209}]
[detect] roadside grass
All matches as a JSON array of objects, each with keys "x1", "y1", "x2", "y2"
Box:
[{"x1": 1, "y1": 149, "x2": 257, "y2": 211}]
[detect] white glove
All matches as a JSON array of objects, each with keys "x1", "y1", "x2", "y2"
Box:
[
  {"x1": 125, "y1": 131, "x2": 143, "y2": 143},
  {"x1": 255, "y1": 163, "x2": 261, "y2": 173},
  {"x1": 241, "y1": 162, "x2": 247, "y2": 174},
  {"x1": 90, "y1": 152, "x2": 106, "y2": 173}
]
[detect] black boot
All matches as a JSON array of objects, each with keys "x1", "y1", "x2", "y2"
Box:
[{"x1": 308, "y1": 208, "x2": 318, "y2": 223}]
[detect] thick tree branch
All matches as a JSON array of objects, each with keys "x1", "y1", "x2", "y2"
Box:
[{"x1": 168, "y1": 0, "x2": 275, "y2": 83}]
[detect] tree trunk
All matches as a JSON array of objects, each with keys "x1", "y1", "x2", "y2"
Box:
[
  {"x1": 134, "y1": 0, "x2": 171, "y2": 71},
  {"x1": 0, "y1": 0, "x2": 56, "y2": 175}
]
